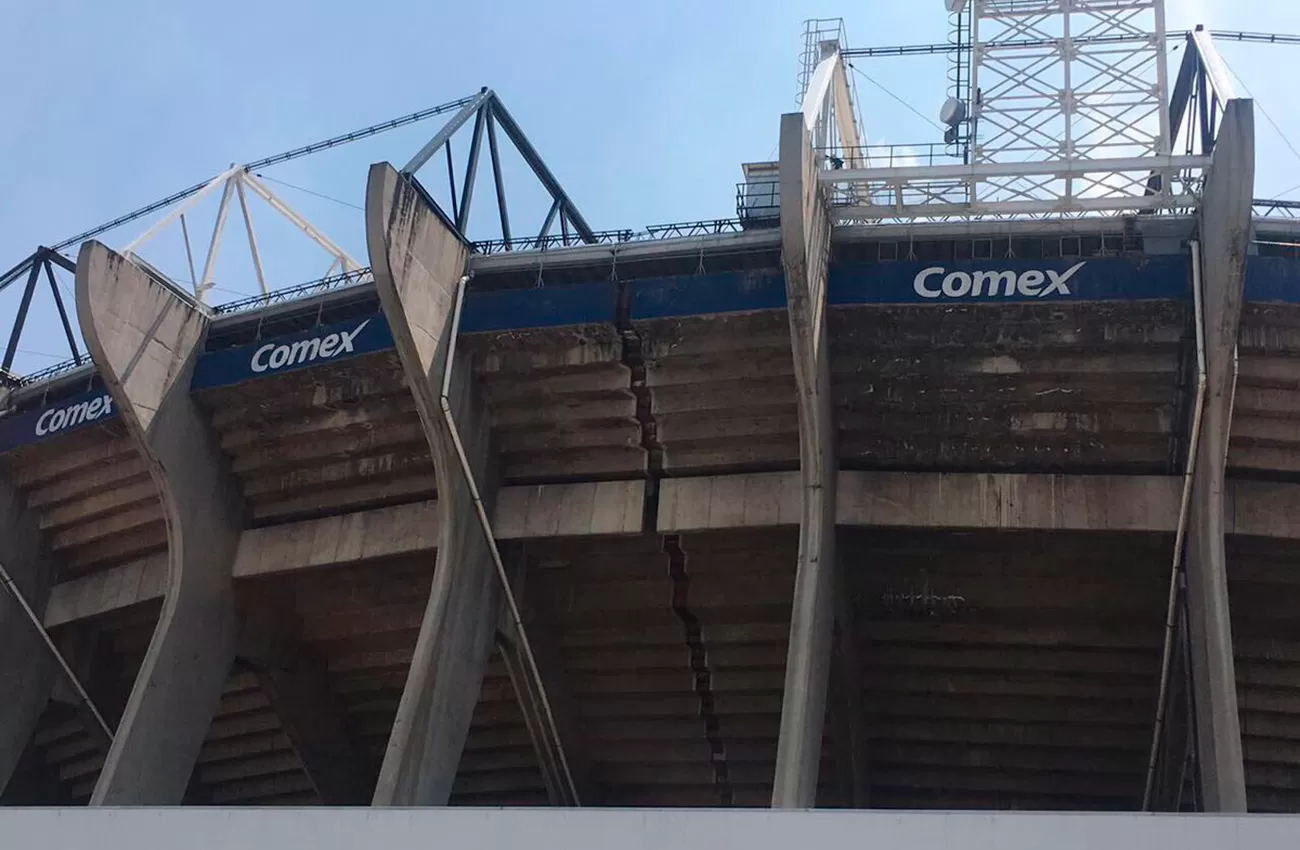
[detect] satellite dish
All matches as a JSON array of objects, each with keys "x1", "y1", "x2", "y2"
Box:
[
  {"x1": 940, "y1": 97, "x2": 968, "y2": 127},
  {"x1": 946, "y1": 0, "x2": 968, "y2": 12}
]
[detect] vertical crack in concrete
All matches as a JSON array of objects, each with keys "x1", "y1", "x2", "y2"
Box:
[
  {"x1": 614, "y1": 277, "x2": 729, "y2": 803},
  {"x1": 614, "y1": 278, "x2": 664, "y2": 531},
  {"x1": 662, "y1": 533, "x2": 732, "y2": 806}
]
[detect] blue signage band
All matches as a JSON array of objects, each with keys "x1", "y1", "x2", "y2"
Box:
[
  {"x1": 191, "y1": 312, "x2": 396, "y2": 391},
  {"x1": 0, "y1": 388, "x2": 119, "y2": 453},
  {"x1": 829, "y1": 255, "x2": 1191, "y2": 305}
]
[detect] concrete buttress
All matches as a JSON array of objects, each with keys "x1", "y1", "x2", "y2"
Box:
[
  {"x1": 365, "y1": 163, "x2": 501, "y2": 805},
  {"x1": 771, "y1": 111, "x2": 840, "y2": 808},
  {"x1": 76, "y1": 242, "x2": 241, "y2": 804},
  {"x1": 1186, "y1": 98, "x2": 1255, "y2": 813}
]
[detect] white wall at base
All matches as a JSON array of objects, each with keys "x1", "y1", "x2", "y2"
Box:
[{"x1": 2, "y1": 808, "x2": 1299, "y2": 850}]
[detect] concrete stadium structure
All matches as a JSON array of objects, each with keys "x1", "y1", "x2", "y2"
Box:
[{"x1": 3, "y1": 6, "x2": 1300, "y2": 833}]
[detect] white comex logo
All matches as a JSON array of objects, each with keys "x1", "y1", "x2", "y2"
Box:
[
  {"x1": 35, "y1": 393, "x2": 114, "y2": 437},
  {"x1": 913, "y1": 261, "x2": 1086, "y2": 299},
  {"x1": 250, "y1": 319, "x2": 371, "y2": 374}
]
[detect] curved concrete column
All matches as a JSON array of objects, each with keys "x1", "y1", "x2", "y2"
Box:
[
  {"x1": 772, "y1": 111, "x2": 840, "y2": 808},
  {"x1": 0, "y1": 472, "x2": 59, "y2": 795},
  {"x1": 76, "y1": 243, "x2": 241, "y2": 804},
  {"x1": 366, "y1": 163, "x2": 501, "y2": 805},
  {"x1": 1186, "y1": 99, "x2": 1254, "y2": 812}
]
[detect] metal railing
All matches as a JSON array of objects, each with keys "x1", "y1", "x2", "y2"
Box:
[
  {"x1": 472, "y1": 218, "x2": 750, "y2": 254},
  {"x1": 1254, "y1": 198, "x2": 1300, "y2": 219},
  {"x1": 818, "y1": 143, "x2": 962, "y2": 169},
  {"x1": 10, "y1": 357, "x2": 87, "y2": 388},
  {"x1": 471, "y1": 228, "x2": 635, "y2": 255},
  {"x1": 644, "y1": 219, "x2": 744, "y2": 239},
  {"x1": 211, "y1": 266, "x2": 374, "y2": 315},
  {"x1": 737, "y1": 181, "x2": 780, "y2": 224}
]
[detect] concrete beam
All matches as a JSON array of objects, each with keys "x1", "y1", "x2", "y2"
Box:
[
  {"x1": 655, "y1": 470, "x2": 1300, "y2": 539},
  {"x1": 76, "y1": 242, "x2": 242, "y2": 805},
  {"x1": 772, "y1": 111, "x2": 838, "y2": 808},
  {"x1": 41, "y1": 485, "x2": 656, "y2": 633},
  {"x1": 1226, "y1": 480, "x2": 1300, "y2": 539},
  {"x1": 43, "y1": 553, "x2": 166, "y2": 628},
  {"x1": 494, "y1": 481, "x2": 643, "y2": 539},
  {"x1": 1186, "y1": 98, "x2": 1254, "y2": 813},
  {"x1": 0, "y1": 473, "x2": 59, "y2": 796},
  {"x1": 238, "y1": 594, "x2": 373, "y2": 805},
  {"x1": 839, "y1": 472, "x2": 1181, "y2": 532},
  {"x1": 366, "y1": 162, "x2": 500, "y2": 806},
  {"x1": 233, "y1": 501, "x2": 438, "y2": 578},
  {"x1": 659, "y1": 473, "x2": 802, "y2": 532}
]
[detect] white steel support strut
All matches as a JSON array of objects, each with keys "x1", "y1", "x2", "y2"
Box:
[
  {"x1": 240, "y1": 173, "x2": 361, "y2": 273},
  {"x1": 119, "y1": 166, "x2": 361, "y2": 301},
  {"x1": 197, "y1": 175, "x2": 237, "y2": 301},
  {"x1": 234, "y1": 179, "x2": 268, "y2": 297},
  {"x1": 122, "y1": 166, "x2": 241, "y2": 258}
]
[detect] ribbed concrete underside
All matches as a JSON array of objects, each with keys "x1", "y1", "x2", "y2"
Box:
[
  {"x1": 1229, "y1": 536, "x2": 1300, "y2": 812},
  {"x1": 3, "y1": 599, "x2": 160, "y2": 804},
  {"x1": 4, "y1": 425, "x2": 165, "y2": 578},
  {"x1": 176, "y1": 345, "x2": 440, "y2": 805},
  {"x1": 450, "y1": 529, "x2": 796, "y2": 807},
  {"x1": 194, "y1": 350, "x2": 433, "y2": 525},
  {"x1": 1, "y1": 419, "x2": 165, "y2": 804},
  {"x1": 831, "y1": 301, "x2": 1188, "y2": 472},
  {"x1": 1233, "y1": 304, "x2": 1300, "y2": 475},
  {"x1": 841, "y1": 529, "x2": 1167, "y2": 810},
  {"x1": 464, "y1": 326, "x2": 643, "y2": 482},
  {"x1": 188, "y1": 556, "x2": 433, "y2": 805},
  {"x1": 640, "y1": 312, "x2": 800, "y2": 474}
]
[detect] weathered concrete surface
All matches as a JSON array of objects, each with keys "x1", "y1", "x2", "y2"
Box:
[
  {"x1": 829, "y1": 302, "x2": 1185, "y2": 472},
  {"x1": 0, "y1": 473, "x2": 59, "y2": 795},
  {"x1": 640, "y1": 311, "x2": 799, "y2": 473},
  {"x1": 1227, "y1": 481, "x2": 1300, "y2": 539},
  {"x1": 76, "y1": 242, "x2": 242, "y2": 805},
  {"x1": 43, "y1": 553, "x2": 167, "y2": 628},
  {"x1": 839, "y1": 472, "x2": 1181, "y2": 532},
  {"x1": 195, "y1": 353, "x2": 437, "y2": 523},
  {"x1": 464, "y1": 328, "x2": 643, "y2": 481},
  {"x1": 237, "y1": 593, "x2": 372, "y2": 805},
  {"x1": 495, "y1": 481, "x2": 643, "y2": 539},
  {"x1": 1186, "y1": 98, "x2": 1254, "y2": 813},
  {"x1": 659, "y1": 472, "x2": 802, "y2": 532},
  {"x1": 8, "y1": 429, "x2": 166, "y2": 579},
  {"x1": 657, "y1": 470, "x2": 1300, "y2": 537},
  {"x1": 772, "y1": 110, "x2": 837, "y2": 808},
  {"x1": 38, "y1": 482, "x2": 657, "y2": 635},
  {"x1": 366, "y1": 162, "x2": 500, "y2": 806},
  {"x1": 35, "y1": 467, "x2": 1300, "y2": 650},
  {"x1": 843, "y1": 526, "x2": 1168, "y2": 809},
  {"x1": 1230, "y1": 306, "x2": 1300, "y2": 474},
  {"x1": 497, "y1": 550, "x2": 594, "y2": 805},
  {"x1": 233, "y1": 501, "x2": 439, "y2": 578}
]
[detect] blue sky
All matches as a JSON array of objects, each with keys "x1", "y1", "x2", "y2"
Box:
[{"x1": 2, "y1": 0, "x2": 1299, "y2": 376}]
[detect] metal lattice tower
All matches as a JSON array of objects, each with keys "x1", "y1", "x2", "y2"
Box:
[
  {"x1": 798, "y1": 19, "x2": 850, "y2": 106},
  {"x1": 970, "y1": 0, "x2": 1171, "y2": 207}
]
